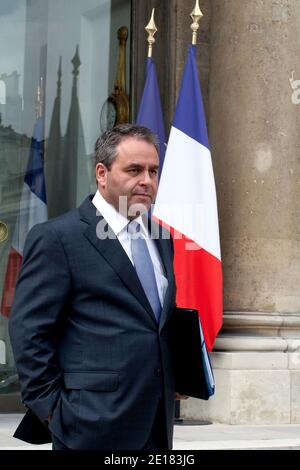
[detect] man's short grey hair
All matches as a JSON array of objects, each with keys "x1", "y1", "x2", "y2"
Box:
[{"x1": 94, "y1": 124, "x2": 159, "y2": 170}]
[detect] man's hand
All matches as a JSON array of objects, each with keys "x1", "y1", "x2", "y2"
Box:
[{"x1": 175, "y1": 392, "x2": 189, "y2": 400}]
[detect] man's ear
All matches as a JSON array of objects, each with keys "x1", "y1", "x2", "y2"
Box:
[{"x1": 95, "y1": 163, "x2": 108, "y2": 190}]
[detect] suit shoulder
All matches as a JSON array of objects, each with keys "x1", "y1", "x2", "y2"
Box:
[
  {"x1": 26, "y1": 208, "x2": 80, "y2": 246},
  {"x1": 47, "y1": 208, "x2": 80, "y2": 233}
]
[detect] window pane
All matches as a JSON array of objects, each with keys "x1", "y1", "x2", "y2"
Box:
[{"x1": 0, "y1": 0, "x2": 131, "y2": 404}]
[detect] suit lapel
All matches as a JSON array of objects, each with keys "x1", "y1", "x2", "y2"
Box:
[
  {"x1": 155, "y1": 237, "x2": 176, "y2": 332},
  {"x1": 79, "y1": 197, "x2": 157, "y2": 326},
  {"x1": 150, "y1": 220, "x2": 176, "y2": 331}
]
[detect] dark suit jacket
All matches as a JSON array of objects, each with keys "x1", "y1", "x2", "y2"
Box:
[{"x1": 9, "y1": 195, "x2": 177, "y2": 450}]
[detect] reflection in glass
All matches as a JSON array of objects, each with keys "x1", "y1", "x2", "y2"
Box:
[{"x1": 0, "y1": 0, "x2": 131, "y2": 410}]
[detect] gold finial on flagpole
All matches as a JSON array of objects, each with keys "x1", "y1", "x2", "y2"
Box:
[
  {"x1": 36, "y1": 77, "x2": 44, "y2": 118},
  {"x1": 145, "y1": 8, "x2": 157, "y2": 58},
  {"x1": 190, "y1": 0, "x2": 203, "y2": 45}
]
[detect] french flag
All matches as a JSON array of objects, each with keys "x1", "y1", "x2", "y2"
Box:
[
  {"x1": 1, "y1": 116, "x2": 47, "y2": 317},
  {"x1": 153, "y1": 45, "x2": 223, "y2": 351}
]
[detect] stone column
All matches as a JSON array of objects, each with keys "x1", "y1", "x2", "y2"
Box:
[{"x1": 181, "y1": 0, "x2": 300, "y2": 424}]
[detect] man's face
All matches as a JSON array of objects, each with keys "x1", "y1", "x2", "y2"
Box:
[{"x1": 96, "y1": 137, "x2": 159, "y2": 218}]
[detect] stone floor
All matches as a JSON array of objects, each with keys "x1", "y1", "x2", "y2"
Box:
[{"x1": 1, "y1": 414, "x2": 300, "y2": 450}]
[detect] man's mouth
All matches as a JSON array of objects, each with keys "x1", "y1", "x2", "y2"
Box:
[{"x1": 133, "y1": 193, "x2": 152, "y2": 199}]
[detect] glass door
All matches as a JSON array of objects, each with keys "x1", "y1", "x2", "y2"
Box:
[{"x1": 0, "y1": 0, "x2": 131, "y2": 411}]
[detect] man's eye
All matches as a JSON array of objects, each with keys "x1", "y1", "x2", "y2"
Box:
[
  {"x1": 150, "y1": 169, "x2": 158, "y2": 176},
  {"x1": 128, "y1": 169, "x2": 139, "y2": 174}
]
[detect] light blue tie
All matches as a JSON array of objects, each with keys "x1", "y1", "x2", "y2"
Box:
[{"x1": 128, "y1": 221, "x2": 162, "y2": 323}]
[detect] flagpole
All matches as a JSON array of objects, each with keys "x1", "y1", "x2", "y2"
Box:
[
  {"x1": 136, "y1": 8, "x2": 166, "y2": 173},
  {"x1": 175, "y1": 1, "x2": 210, "y2": 427},
  {"x1": 145, "y1": 8, "x2": 157, "y2": 58},
  {"x1": 190, "y1": 0, "x2": 203, "y2": 45},
  {"x1": 143, "y1": 9, "x2": 183, "y2": 423}
]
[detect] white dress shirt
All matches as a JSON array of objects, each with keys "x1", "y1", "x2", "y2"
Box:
[{"x1": 92, "y1": 190, "x2": 168, "y2": 307}]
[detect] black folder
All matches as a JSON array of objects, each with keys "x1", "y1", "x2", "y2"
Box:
[{"x1": 172, "y1": 307, "x2": 215, "y2": 400}]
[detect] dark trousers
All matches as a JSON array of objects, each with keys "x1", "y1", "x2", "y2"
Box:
[
  {"x1": 52, "y1": 434, "x2": 69, "y2": 450},
  {"x1": 142, "y1": 400, "x2": 168, "y2": 450},
  {"x1": 52, "y1": 400, "x2": 168, "y2": 451}
]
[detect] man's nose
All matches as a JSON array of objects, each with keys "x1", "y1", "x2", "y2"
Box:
[{"x1": 140, "y1": 170, "x2": 152, "y2": 185}]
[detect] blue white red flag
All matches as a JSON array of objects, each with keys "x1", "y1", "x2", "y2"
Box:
[
  {"x1": 1, "y1": 117, "x2": 48, "y2": 317},
  {"x1": 153, "y1": 45, "x2": 223, "y2": 350},
  {"x1": 136, "y1": 57, "x2": 166, "y2": 174}
]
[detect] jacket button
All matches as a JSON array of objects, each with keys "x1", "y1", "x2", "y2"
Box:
[{"x1": 156, "y1": 368, "x2": 162, "y2": 376}]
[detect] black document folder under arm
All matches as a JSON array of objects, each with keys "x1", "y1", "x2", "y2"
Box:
[{"x1": 172, "y1": 308, "x2": 215, "y2": 400}]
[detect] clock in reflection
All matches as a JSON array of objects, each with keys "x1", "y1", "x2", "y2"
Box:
[
  {"x1": 0, "y1": 221, "x2": 8, "y2": 243},
  {"x1": 100, "y1": 97, "x2": 117, "y2": 133}
]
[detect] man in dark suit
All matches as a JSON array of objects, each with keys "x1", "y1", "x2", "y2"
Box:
[{"x1": 9, "y1": 124, "x2": 183, "y2": 450}]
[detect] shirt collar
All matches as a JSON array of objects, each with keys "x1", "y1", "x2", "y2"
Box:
[{"x1": 92, "y1": 190, "x2": 149, "y2": 238}]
